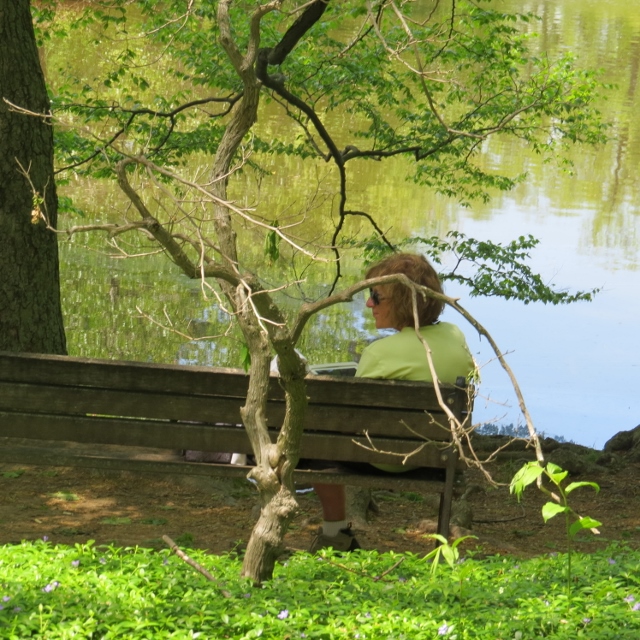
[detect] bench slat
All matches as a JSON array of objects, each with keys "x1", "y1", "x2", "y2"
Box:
[
  {"x1": 0, "y1": 382, "x2": 456, "y2": 440},
  {"x1": 0, "y1": 411, "x2": 451, "y2": 468},
  {"x1": 0, "y1": 438, "x2": 452, "y2": 493},
  {"x1": 0, "y1": 381, "x2": 246, "y2": 423},
  {"x1": 0, "y1": 352, "x2": 249, "y2": 397},
  {"x1": 0, "y1": 352, "x2": 468, "y2": 412}
]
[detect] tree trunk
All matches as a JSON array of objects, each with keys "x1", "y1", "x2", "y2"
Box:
[
  {"x1": 241, "y1": 482, "x2": 299, "y2": 580},
  {"x1": 0, "y1": 0, "x2": 66, "y2": 354},
  {"x1": 239, "y1": 329, "x2": 308, "y2": 582}
]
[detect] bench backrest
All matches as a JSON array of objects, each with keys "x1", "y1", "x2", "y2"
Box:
[{"x1": 0, "y1": 352, "x2": 472, "y2": 470}]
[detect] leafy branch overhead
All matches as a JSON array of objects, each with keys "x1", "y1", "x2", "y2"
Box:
[
  {"x1": 40, "y1": 0, "x2": 608, "y2": 293},
  {"x1": 360, "y1": 231, "x2": 599, "y2": 304}
]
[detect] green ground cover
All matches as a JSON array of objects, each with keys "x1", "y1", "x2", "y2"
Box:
[{"x1": 1, "y1": 540, "x2": 639, "y2": 639}]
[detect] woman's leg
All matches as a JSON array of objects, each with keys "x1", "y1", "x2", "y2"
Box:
[
  {"x1": 313, "y1": 483, "x2": 346, "y2": 523},
  {"x1": 309, "y1": 483, "x2": 360, "y2": 551}
]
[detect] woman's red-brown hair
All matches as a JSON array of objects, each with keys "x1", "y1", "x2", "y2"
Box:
[{"x1": 366, "y1": 253, "x2": 444, "y2": 328}]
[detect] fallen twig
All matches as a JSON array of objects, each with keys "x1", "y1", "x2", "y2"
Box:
[{"x1": 163, "y1": 534, "x2": 232, "y2": 597}]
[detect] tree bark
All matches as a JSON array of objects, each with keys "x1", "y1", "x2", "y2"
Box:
[
  {"x1": 0, "y1": 0, "x2": 66, "y2": 353},
  {"x1": 212, "y1": 0, "x2": 312, "y2": 584},
  {"x1": 210, "y1": 95, "x2": 305, "y2": 582}
]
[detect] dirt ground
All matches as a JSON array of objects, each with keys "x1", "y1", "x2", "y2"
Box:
[{"x1": 1, "y1": 455, "x2": 639, "y2": 559}]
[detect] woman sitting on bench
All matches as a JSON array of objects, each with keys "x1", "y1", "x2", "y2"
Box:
[{"x1": 309, "y1": 252, "x2": 475, "y2": 552}]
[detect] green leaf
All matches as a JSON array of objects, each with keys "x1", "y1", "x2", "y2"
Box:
[
  {"x1": 545, "y1": 462, "x2": 568, "y2": 485},
  {"x1": 422, "y1": 533, "x2": 448, "y2": 546},
  {"x1": 264, "y1": 222, "x2": 280, "y2": 264},
  {"x1": 239, "y1": 343, "x2": 251, "y2": 372},
  {"x1": 541, "y1": 502, "x2": 567, "y2": 522},
  {"x1": 565, "y1": 481, "x2": 600, "y2": 495},
  {"x1": 450, "y1": 535, "x2": 478, "y2": 549},
  {"x1": 440, "y1": 544, "x2": 457, "y2": 569},
  {"x1": 569, "y1": 516, "x2": 602, "y2": 538},
  {"x1": 510, "y1": 461, "x2": 544, "y2": 500},
  {"x1": 578, "y1": 516, "x2": 601, "y2": 529}
]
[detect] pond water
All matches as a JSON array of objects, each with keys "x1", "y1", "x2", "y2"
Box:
[
  {"x1": 445, "y1": 0, "x2": 640, "y2": 448},
  {"x1": 54, "y1": 1, "x2": 640, "y2": 450}
]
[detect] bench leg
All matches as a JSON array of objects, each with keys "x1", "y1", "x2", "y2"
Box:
[{"x1": 435, "y1": 447, "x2": 458, "y2": 545}]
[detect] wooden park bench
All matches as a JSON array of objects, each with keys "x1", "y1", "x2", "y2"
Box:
[{"x1": 0, "y1": 351, "x2": 472, "y2": 540}]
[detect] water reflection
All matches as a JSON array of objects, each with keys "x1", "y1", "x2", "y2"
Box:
[{"x1": 55, "y1": 0, "x2": 640, "y2": 448}]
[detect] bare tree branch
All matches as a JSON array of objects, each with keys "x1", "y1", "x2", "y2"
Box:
[
  {"x1": 163, "y1": 535, "x2": 232, "y2": 597},
  {"x1": 292, "y1": 271, "x2": 543, "y2": 477}
]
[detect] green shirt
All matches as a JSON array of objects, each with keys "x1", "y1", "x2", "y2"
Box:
[
  {"x1": 356, "y1": 323, "x2": 475, "y2": 384},
  {"x1": 356, "y1": 323, "x2": 475, "y2": 473}
]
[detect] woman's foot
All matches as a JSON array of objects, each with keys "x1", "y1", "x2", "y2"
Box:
[{"x1": 308, "y1": 525, "x2": 361, "y2": 553}]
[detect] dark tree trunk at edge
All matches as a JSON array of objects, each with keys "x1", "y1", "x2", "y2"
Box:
[{"x1": 0, "y1": 0, "x2": 66, "y2": 353}]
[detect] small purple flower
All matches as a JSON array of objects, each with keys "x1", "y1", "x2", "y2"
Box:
[
  {"x1": 0, "y1": 606, "x2": 3, "y2": 611},
  {"x1": 42, "y1": 581, "x2": 60, "y2": 593},
  {"x1": 71, "y1": 560, "x2": 80, "y2": 567},
  {"x1": 2, "y1": 596, "x2": 10, "y2": 602},
  {"x1": 633, "y1": 603, "x2": 640, "y2": 611},
  {"x1": 608, "y1": 558, "x2": 616, "y2": 565},
  {"x1": 398, "y1": 576, "x2": 407, "y2": 583},
  {"x1": 42, "y1": 536, "x2": 49, "y2": 542},
  {"x1": 364, "y1": 612, "x2": 372, "y2": 619},
  {"x1": 99, "y1": 558, "x2": 107, "y2": 565},
  {"x1": 625, "y1": 595, "x2": 636, "y2": 603},
  {"x1": 438, "y1": 622, "x2": 450, "y2": 636},
  {"x1": 277, "y1": 609, "x2": 289, "y2": 620},
  {"x1": 583, "y1": 618, "x2": 591, "y2": 624},
  {"x1": 13, "y1": 607, "x2": 21, "y2": 613},
  {"x1": 242, "y1": 593, "x2": 251, "y2": 598}
]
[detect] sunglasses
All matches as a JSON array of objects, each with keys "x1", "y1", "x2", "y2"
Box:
[{"x1": 369, "y1": 289, "x2": 388, "y2": 305}]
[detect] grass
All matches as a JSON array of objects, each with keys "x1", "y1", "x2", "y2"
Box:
[
  {"x1": 49, "y1": 492, "x2": 80, "y2": 502},
  {"x1": 1, "y1": 540, "x2": 640, "y2": 638}
]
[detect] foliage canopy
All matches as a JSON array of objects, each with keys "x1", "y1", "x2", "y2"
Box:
[{"x1": 34, "y1": 0, "x2": 607, "y2": 300}]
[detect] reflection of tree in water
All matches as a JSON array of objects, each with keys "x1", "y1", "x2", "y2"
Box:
[
  {"x1": 512, "y1": 2, "x2": 640, "y2": 259},
  {"x1": 176, "y1": 287, "x2": 377, "y2": 369},
  {"x1": 61, "y1": 232, "x2": 382, "y2": 369},
  {"x1": 594, "y1": 31, "x2": 640, "y2": 257},
  {"x1": 60, "y1": 242, "x2": 216, "y2": 364}
]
